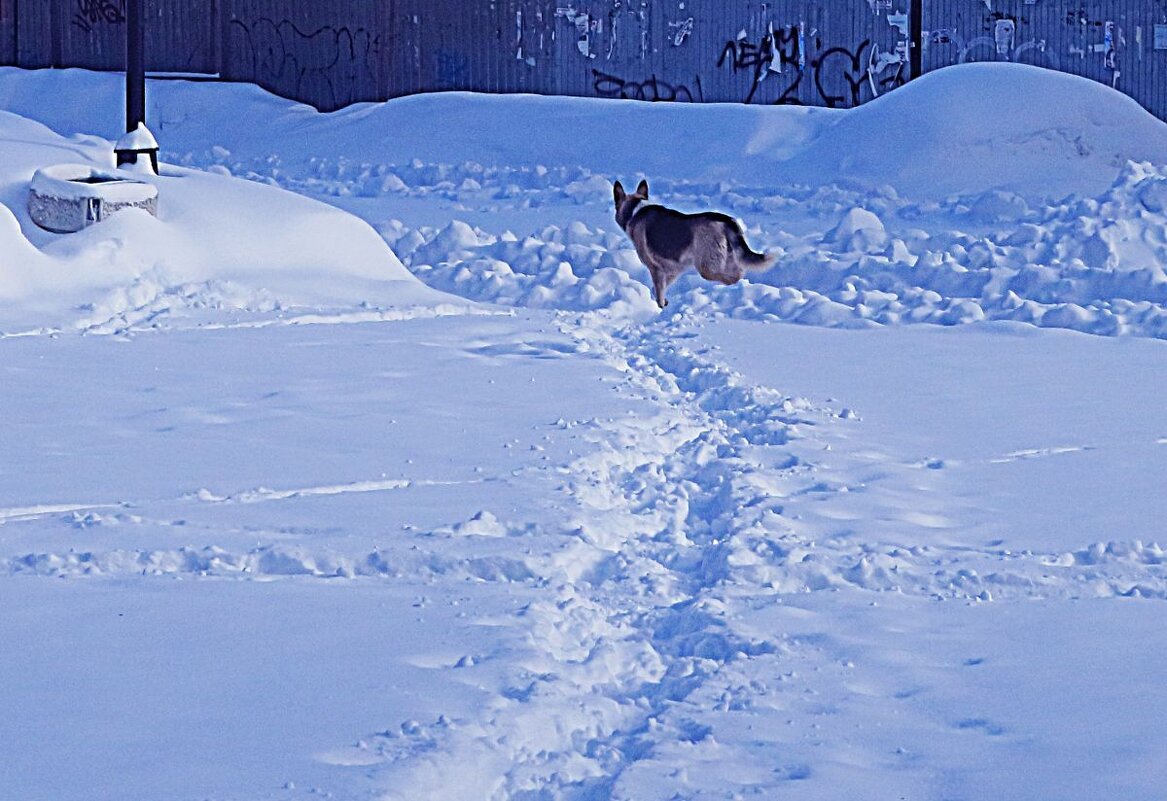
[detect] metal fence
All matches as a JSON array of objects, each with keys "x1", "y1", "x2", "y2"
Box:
[{"x1": 3, "y1": 1, "x2": 1167, "y2": 118}]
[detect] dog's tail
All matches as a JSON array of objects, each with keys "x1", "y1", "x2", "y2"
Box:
[
  {"x1": 743, "y1": 248, "x2": 778, "y2": 271},
  {"x1": 731, "y1": 228, "x2": 777, "y2": 271}
]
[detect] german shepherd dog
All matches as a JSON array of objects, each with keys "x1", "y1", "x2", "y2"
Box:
[{"x1": 613, "y1": 179, "x2": 775, "y2": 309}]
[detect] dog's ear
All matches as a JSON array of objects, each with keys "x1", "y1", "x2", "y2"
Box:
[
  {"x1": 613, "y1": 180, "x2": 626, "y2": 205},
  {"x1": 635, "y1": 179, "x2": 649, "y2": 199}
]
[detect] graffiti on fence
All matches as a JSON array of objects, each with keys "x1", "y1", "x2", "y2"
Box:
[
  {"x1": 7, "y1": 0, "x2": 1165, "y2": 121},
  {"x1": 929, "y1": 28, "x2": 957, "y2": 47},
  {"x1": 813, "y1": 42, "x2": 867, "y2": 108},
  {"x1": 592, "y1": 69, "x2": 703, "y2": 102},
  {"x1": 72, "y1": 0, "x2": 125, "y2": 34},
  {"x1": 718, "y1": 24, "x2": 805, "y2": 104},
  {"x1": 229, "y1": 17, "x2": 381, "y2": 110},
  {"x1": 808, "y1": 41, "x2": 846, "y2": 108},
  {"x1": 1014, "y1": 38, "x2": 1058, "y2": 71},
  {"x1": 811, "y1": 38, "x2": 908, "y2": 108},
  {"x1": 669, "y1": 17, "x2": 694, "y2": 47},
  {"x1": 557, "y1": 6, "x2": 601, "y2": 59}
]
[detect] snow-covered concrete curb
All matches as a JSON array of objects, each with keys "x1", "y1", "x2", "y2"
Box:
[{"x1": 27, "y1": 163, "x2": 157, "y2": 233}]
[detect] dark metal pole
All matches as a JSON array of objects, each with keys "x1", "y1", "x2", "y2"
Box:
[
  {"x1": 126, "y1": 0, "x2": 145, "y2": 132},
  {"x1": 909, "y1": 0, "x2": 923, "y2": 81}
]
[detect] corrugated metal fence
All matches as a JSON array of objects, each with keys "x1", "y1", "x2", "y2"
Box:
[{"x1": 3, "y1": 1, "x2": 1167, "y2": 118}]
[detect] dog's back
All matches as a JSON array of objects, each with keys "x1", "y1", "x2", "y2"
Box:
[
  {"x1": 631, "y1": 206, "x2": 771, "y2": 274},
  {"x1": 614, "y1": 179, "x2": 774, "y2": 308}
]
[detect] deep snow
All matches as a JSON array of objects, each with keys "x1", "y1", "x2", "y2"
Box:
[{"x1": 2, "y1": 63, "x2": 1167, "y2": 801}]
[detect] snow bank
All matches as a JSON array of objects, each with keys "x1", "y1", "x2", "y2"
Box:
[
  {"x1": 4, "y1": 64, "x2": 1167, "y2": 338},
  {"x1": 772, "y1": 62, "x2": 1167, "y2": 198},
  {"x1": 382, "y1": 157, "x2": 1167, "y2": 338},
  {"x1": 4, "y1": 63, "x2": 1165, "y2": 201},
  {"x1": 0, "y1": 108, "x2": 454, "y2": 332},
  {"x1": 381, "y1": 218, "x2": 658, "y2": 318}
]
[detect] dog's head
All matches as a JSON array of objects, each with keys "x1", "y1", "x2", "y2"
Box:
[{"x1": 613, "y1": 179, "x2": 649, "y2": 230}]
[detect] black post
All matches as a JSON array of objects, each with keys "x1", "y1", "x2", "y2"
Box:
[
  {"x1": 126, "y1": 0, "x2": 145, "y2": 132},
  {"x1": 909, "y1": 0, "x2": 923, "y2": 81}
]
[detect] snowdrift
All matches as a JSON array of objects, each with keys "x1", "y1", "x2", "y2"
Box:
[
  {"x1": 768, "y1": 62, "x2": 1167, "y2": 198},
  {"x1": 0, "y1": 108, "x2": 454, "y2": 332},
  {"x1": 4, "y1": 63, "x2": 1167, "y2": 338},
  {"x1": 3, "y1": 63, "x2": 1165, "y2": 199}
]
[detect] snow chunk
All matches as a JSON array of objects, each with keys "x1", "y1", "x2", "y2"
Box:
[{"x1": 825, "y1": 208, "x2": 888, "y2": 252}]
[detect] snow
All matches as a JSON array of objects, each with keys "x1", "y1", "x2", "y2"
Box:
[
  {"x1": 0, "y1": 107, "x2": 457, "y2": 332},
  {"x1": 3, "y1": 62, "x2": 1167, "y2": 801},
  {"x1": 115, "y1": 121, "x2": 159, "y2": 151}
]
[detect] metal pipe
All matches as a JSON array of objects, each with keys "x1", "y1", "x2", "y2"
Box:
[
  {"x1": 126, "y1": 0, "x2": 145, "y2": 132},
  {"x1": 909, "y1": 0, "x2": 923, "y2": 81}
]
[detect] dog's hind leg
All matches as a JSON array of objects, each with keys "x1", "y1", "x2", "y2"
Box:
[
  {"x1": 697, "y1": 251, "x2": 743, "y2": 286},
  {"x1": 697, "y1": 263, "x2": 742, "y2": 285},
  {"x1": 644, "y1": 258, "x2": 677, "y2": 309},
  {"x1": 651, "y1": 267, "x2": 670, "y2": 308},
  {"x1": 694, "y1": 234, "x2": 742, "y2": 286}
]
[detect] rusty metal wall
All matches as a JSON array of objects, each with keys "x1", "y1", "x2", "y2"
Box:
[
  {"x1": 1, "y1": 1, "x2": 217, "y2": 73},
  {"x1": 213, "y1": 0, "x2": 912, "y2": 111},
  {"x1": 922, "y1": 0, "x2": 1167, "y2": 125},
  {"x1": 359, "y1": 1, "x2": 910, "y2": 108},
  {"x1": 536, "y1": 0, "x2": 910, "y2": 107},
  {"x1": 11, "y1": 2, "x2": 53, "y2": 68},
  {"x1": 60, "y1": 0, "x2": 128, "y2": 70},
  {"x1": 222, "y1": 1, "x2": 386, "y2": 109},
  {"x1": 383, "y1": 0, "x2": 573, "y2": 97},
  {"x1": 0, "y1": 0, "x2": 14, "y2": 67},
  {"x1": 3, "y1": 1, "x2": 1167, "y2": 120}
]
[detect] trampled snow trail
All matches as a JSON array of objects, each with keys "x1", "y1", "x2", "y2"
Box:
[
  {"x1": 319, "y1": 311, "x2": 810, "y2": 798},
  {"x1": 5, "y1": 305, "x2": 1163, "y2": 801},
  {"x1": 331, "y1": 310, "x2": 1167, "y2": 800}
]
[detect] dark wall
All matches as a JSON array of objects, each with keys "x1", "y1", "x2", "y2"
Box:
[
  {"x1": 0, "y1": 1, "x2": 15, "y2": 68},
  {"x1": 2, "y1": 1, "x2": 1167, "y2": 120},
  {"x1": 223, "y1": 1, "x2": 386, "y2": 109},
  {"x1": 215, "y1": 0, "x2": 911, "y2": 110},
  {"x1": 923, "y1": 0, "x2": 1167, "y2": 122},
  {"x1": 2, "y1": 1, "x2": 216, "y2": 73},
  {"x1": 548, "y1": 0, "x2": 912, "y2": 107},
  {"x1": 432, "y1": 0, "x2": 912, "y2": 107}
]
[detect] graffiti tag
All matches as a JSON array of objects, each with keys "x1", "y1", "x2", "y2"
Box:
[
  {"x1": 718, "y1": 25, "x2": 804, "y2": 104},
  {"x1": 229, "y1": 18, "x2": 381, "y2": 111},
  {"x1": 592, "y1": 69, "x2": 702, "y2": 102},
  {"x1": 812, "y1": 40, "x2": 906, "y2": 108},
  {"x1": 72, "y1": 0, "x2": 125, "y2": 34}
]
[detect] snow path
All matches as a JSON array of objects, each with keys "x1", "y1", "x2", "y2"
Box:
[
  {"x1": 315, "y1": 312, "x2": 1165, "y2": 799},
  {"x1": 8, "y1": 307, "x2": 1162, "y2": 799}
]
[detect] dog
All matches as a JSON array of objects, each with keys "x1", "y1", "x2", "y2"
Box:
[{"x1": 613, "y1": 179, "x2": 775, "y2": 309}]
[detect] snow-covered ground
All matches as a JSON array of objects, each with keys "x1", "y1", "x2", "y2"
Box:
[{"x1": 2, "y1": 63, "x2": 1167, "y2": 800}]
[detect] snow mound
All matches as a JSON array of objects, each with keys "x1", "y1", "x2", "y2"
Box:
[
  {"x1": 381, "y1": 163, "x2": 1167, "y2": 340},
  {"x1": 6, "y1": 65, "x2": 1167, "y2": 337},
  {"x1": 0, "y1": 108, "x2": 457, "y2": 332},
  {"x1": 383, "y1": 218, "x2": 658, "y2": 318},
  {"x1": 4, "y1": 63, "x2": 1166, "y2": 201},
  {"x1": 824, "y1": 207, "x2": 888, "y2": 251},
  {"x1": 769, "y1": 62, "x2": 1167, "y2": 199}
]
